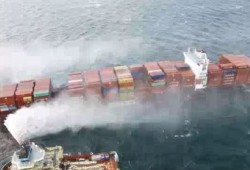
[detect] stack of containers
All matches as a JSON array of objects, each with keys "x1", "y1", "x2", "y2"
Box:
[
  {"x1": 219, "y1": 54, "x2": 250, "y2": 85},
  {"x1": 99, "y1": 67, "x2": 119, "y2": 102},
  {"x1": 0, "y1": 84, "x2": 18, "y2": 113},
  {"x1": 83, "y1": 70, "x2": 102, "y2": 99},
  {"x1": 67, "y1": 72, "x2": 84, "y2": 98},
  {"x1": 15, "y1": 80, "x2": 35, "y2": 108},
  {"x1": 33, "y1": 78, "x2": 52, "y2": 102},
  {"x1": 143, "y1": 62, "x2": 166, "y2": 94},
  {"x1": 129, "y1": 64, "x2": 144, "y2": 80},
  {"x1": 129, "y1": 64, "x2": 151, "y2": 98},
  {"x1": 207, "y1": 63, "x2": 223, "y2": 87},
  {"x1": 158, "y1": 61, "x2": 182, "y2": 89},
  {"x1": 218, "y1": 63, "x2": 237, "y2": 86},
  {"x1": 114, "y1": 66, "x2": 135, "y2": 101},
  {"x1": 174, "y1": 61, "x2": 195, "y2": 89}
]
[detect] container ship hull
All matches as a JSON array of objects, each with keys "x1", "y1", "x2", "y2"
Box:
[{"x1": 1, "y1": 48, "x2": 250, "y2": 119}]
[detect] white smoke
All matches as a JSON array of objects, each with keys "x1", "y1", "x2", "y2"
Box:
[
  {"x1": 0, "y1": 38, "x2": 143, "y2": 84},
  {"x1": 4, "y1": 94, "x2": 182, "y2": 145}
]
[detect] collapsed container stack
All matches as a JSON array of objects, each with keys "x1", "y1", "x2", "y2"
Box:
[
  {"x1": 114, "y1": 66, "x2": 135, "y2": 101},
  {"x1": 207, "y1": 63, "x2": 223, "y2": 87},
  {"x1": 174, "y1": 61, "x2": 195, "y2": 89},
  {"x1": 83, "y1": 70, "x2": 102, "y2": 100},
  {"x1": 33, "y1": 78, "x2": 52, "y2": 102},
  {"x1": 158, "y1": 61, "x2": 181, "y2": 89},
  {"x1": 143, "y1": 62, "x2": 166, "y2": 93},
  {"x1": 99, "y1": 67, "x2": 119, "y2": 102},
  {"x1": 15, "y1": 80, "x2": 35, "y2": 108},
  {"x1": 67, "y1": 72, "x2": 84, "y2": 98},
  {"x1": 0, "y1": 84, "x2": 18, "y2": 113},
  {"x1": 219, "y1": 54, "x2": 250, "y2": 85}
]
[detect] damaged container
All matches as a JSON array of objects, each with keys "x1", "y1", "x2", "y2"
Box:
[
  {"x1": 174, "y1": 62, "x2": 195, "y2": 88},
  {"x1": 158, "y1": 61, "x2": 182, "y2": 88},
  {"x1": 129, "y1": 64, "x2": 144, "y2": 80},
  {"x1": 207, "y1": 63, "x2": 223, "y2": 87},
  {"x1": 143, "y1": 62, "x2": 166, "y2": 87}
]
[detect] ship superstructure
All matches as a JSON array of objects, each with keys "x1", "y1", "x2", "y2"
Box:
[
  {"x1": 183, "y1": 48, "x2": 209, "y2": 90},
  {"x1": 2, "y1": 143, "x2": 119, "y2": 170}
]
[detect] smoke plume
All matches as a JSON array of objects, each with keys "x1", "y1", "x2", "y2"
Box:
[{"x1": 4, "y1": 93, "x2": 183, "y2": 145}]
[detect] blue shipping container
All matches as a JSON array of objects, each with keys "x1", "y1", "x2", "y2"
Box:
[{"x1": 132, "y1": 72, "x2": 144, "y2": 78}]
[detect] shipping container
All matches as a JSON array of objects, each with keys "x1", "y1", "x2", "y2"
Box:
[
  {"x1": 17, "y1": 80, "x2": 35, "y2": 90},
  {"x1": 219, "y1": 54, "x2": 250, "y2": 85},
  {"x1": 15, "y1": 89, "x2": 34, "y2": 108},
  {"x1": 67, "y1": 88, "x2": 84, "y2": 97},
  {"x1": 219, "y1": 63, "x2": 237, "y2": 86},
  {"x1": 174, "y1": 62, "x2": 195, "y2": 88},
  {"x1": 143, "y1": 62, "x2": 166, "y2": 87},
  {"x1": 207, "y1": 63, "x2": 223, "y2": 87},
  {"x1": 158, "y1": 61, "x2": 182, "y2": 87},
  {"x1": 0, "y1": 84, "x2": 17, "y2": 112},
  {"x1": 100, "y1": 67, "x2": 118, "y2": 89},
  {"x1": 114, "y1": 66, "x2": 134, "y2": 92},
  {"x1": 83, "y1": 70, "x2": 102, "y2": 96},
  {"x1": 34, "y1": 78, "x2": 52, "y2": 101},
  {"x1": 129, "y1": 64, "x2": 144, "y2": 73}
]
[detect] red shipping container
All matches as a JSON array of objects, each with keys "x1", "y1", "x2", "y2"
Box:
[
  {"x1": 179, "y1": 71, "x2": 195, "y2": 87},
  {"x1": 15, "y1": 89, "x2": 33, "y2": 108},
  {"x1": 158, "y1": 61, "x2": 176, "y2": 69},
  {"x1": 2, "y1": 83, "x2": 18, "y2": 91},
  {"x1": 234, "y1": 63, "x2": 249, "y2": 84},
  {"x1": 85, "y1": 87, "x2": 101, "y2": 95},
  {"x1": 67, "y1": 88, "x2": 84, "y2": 97},
  {"x1": 144, "y1": 62, "x2": 160, "y2": 71},
  {"x1": 100, "y1": 68, "x2": 118, "y2": 88},
  {"x1": 0, "y1": 89, "x2": 16, "y2": 106},
  {"x1": 207, "y1": 63, "x2": 223, "y2": 87},
  {"x1": 83, "y1": 70, "x2": 101, "y2": 86},
  {"x1": 129, "y1": 64, "x2": 143, "y2": 72},
  {"x1": 100, "y1": 67, "x2": 114, "y2": 74}
]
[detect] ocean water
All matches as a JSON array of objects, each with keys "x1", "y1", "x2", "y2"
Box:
[{"x1": 1, "y1": 0, "x2": 250, "y2": 169}]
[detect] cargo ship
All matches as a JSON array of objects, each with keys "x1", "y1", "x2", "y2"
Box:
[
  {"x1": 1, "y1": 142, "x2": 119, "y2": 170},
  {"x1": 1, "y1": 48, "x2": 250, "y2": 118}
]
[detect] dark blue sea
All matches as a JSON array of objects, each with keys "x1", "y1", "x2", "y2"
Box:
[{"x1": 1, "y1": 0, "x2": 250, "y2": 169}]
